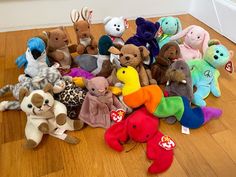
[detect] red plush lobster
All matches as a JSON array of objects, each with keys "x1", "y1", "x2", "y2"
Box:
[{"x1": 105, "y1": 107, "x2": 174, "y2": 174}]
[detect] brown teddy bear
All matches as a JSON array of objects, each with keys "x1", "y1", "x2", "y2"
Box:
[
  {"x1": 109, "y1": 44, "x2": 157, "y2": 86},
  {"x1": 151, "y1": 42, "x2": 180, "y2": 84},
  {"x1": 70, "y1": 7, "x2": 98, "y2": 55},
  {"x1": 43, "y1": 27, "x2": 77, "y2": 68}
]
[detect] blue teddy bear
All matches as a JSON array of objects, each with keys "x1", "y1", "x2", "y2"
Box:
[
  {"x1": 156, "y1": 16, "x2": 182, "y2": 49},
  {"x1": 16, "y1": 37, "x2": 50, "y2": 77},
  {"x1": 187, "y1": 40, "x2": 233, "y2": 106}
]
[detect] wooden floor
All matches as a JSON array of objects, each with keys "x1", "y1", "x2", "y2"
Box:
[{"x1": 0, "y1": 14, "x2": 236, "y2": 177}]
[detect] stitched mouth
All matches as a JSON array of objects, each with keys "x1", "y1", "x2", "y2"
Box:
[{"x1": 33, "y1": 108, "x2": 37, "y2": 115}]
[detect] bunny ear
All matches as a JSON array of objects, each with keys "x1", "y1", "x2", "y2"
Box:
[
  {"x1": 70, "y1": 9, "x2": 80, "y2": 23},
  {"x1": 124, "y1": 18, "x2": 129, "y2": 29},
  {"x1": 175, "y1": 17, "x2": 182, "y2": 34},
  {"x1": 202, "y1": 30, "x2": 210, "y2": 53},
  {"x1": 170, "y1": 25, "x2": 196, "y2": 41},
  {"x1": 81, "y1": 7, "x2": 93, "y2": 23}
]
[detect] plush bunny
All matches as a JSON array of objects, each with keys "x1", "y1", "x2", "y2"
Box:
[
  {"x1": 79, "y1": 77, "x2": 124, "y2": 128},
  {"x1": 19, "y1": 84, "x2": 84, "y2": 149},
  {"x1": 70, "y1": 7, "x2": 98, "y2": 55},
  {"x1": 157, "y1": 16, "x2": 182, "y2": 48},
  {"x1": 105, "y1": 107, "x2": 174, "y2": 174},
  {"x1": 187, "y1": 39, "x2": 234, "y2": 106},
  {"x1": 170, "y1": 25, "x2": 210, "y2": 61},
  {"x1": 103, "y1": 16, "x2": 128, "y2": 45}
]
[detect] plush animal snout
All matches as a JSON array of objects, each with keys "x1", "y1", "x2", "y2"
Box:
[
  {"x1": 116, "y1": 28, "x2": 120, "y2": 31},
  {"x1": 31, "y1": 49, "x2": 42, "y2": 59},
  {"x1": 214, "y1": 55, "x2": 219, "y2": 60},
  {"x1": 125, "y1": 56, "x2": 130, "y2": 61},
  {"x1": 31, "y1": 93, "x2": 44, "y2": 108}
]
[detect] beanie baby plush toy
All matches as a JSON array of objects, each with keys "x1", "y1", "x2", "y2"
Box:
[
  {"x1": 105, "y1": 107, "x2": 174, "y2": 174},
  {"x1": 104, "y1": 16, "x2": 128, "y2": 45},
  {"x1": 187, "y1": 39, "x2": 234, "y2": 106},
  {"x1": 170, "y1": 25, "x2": 210, "y2": 61},
  {"x1": 125, "y1": 17, "x2": 160, "y2": 66},
  {"x1": 116, "y1": 66, "x2": 222, "y2": 129},
  {"x1": 156, "y1": 16, "x2": 182, "y2": 48}
]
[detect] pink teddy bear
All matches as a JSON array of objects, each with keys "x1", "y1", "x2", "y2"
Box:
[{"x1": 170, "y1": 25, "x2": 210, "y2": 61}]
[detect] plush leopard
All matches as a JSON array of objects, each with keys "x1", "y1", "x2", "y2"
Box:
[{"x1": 55, "y1": 80, "x2": 87, "y2": 119}]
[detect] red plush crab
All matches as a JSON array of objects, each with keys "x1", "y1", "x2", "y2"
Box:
[{"x1": 105, "y1": 107, "x2": 174, "y2": 174}]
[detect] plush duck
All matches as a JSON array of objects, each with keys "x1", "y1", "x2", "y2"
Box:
[{"x1": 116, "y1": 66, "x2": 222, "y2": 128}]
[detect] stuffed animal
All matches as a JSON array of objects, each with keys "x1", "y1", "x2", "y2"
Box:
[
  {"x1": 79, "y1": 77, "x2": 124, "y2": 128},
  {"x1": 116, "y1": 66, "x2": 222, "y2": 129},
  {"x1": 0, "y1": 66, "x2": 65, "y2": 111},
  {"x1": 44, "y1": 27, "x2": 77, "y2": 69},
  {"x1": 104, "y1": 16, "x2": 128, "y2": 45},
  {"x1": 156, "y1": 16, "x2": 182, "y2": 48},
  {"x1": 74, "y1": 35, "x2": 114, "y2": 78},
  {"x1": 125, "y1": 17, "x2": 160, "y2": 66},
  {"x1": 19, "y1": 84, "x2": 84, "y2": 149},
  {"x1": 15, "y1": 37, "x2": 49, "y2": 78},
  {"x1": 187, "y1": 39, "x2": 234, "y2": 106},
  {"x1": 165, "y1": 60, "x2": 193, "y2": 124},
  {"x1": 70, "y1": 7, "x2": 98, "y2": 55},
  {"x1": 151, "y1": 42, "x2": 180, "y2": 84},
  {"x1": 105, "y1": 107, "x2": 174, "y2": 174},
  {"x1": 109, "y1": 44, "x2": 157, "y2": 86},
  {"x1": 170, "y1": 25, "x2": 210, "y2": 61}
]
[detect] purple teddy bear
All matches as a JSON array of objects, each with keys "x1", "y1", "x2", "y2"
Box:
[{"x1": 125, "y1": 17, "x2": 160, "y2": 66}]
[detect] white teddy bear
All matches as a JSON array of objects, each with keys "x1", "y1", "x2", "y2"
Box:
[{"x1": 103, "y1": 16, "x2": 128, "y2": 45}]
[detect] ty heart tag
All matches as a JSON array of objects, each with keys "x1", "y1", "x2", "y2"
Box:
[
  {"x1": 110, "y1": 109, "x2": 125, "y2": 123},
  {"x1": 225, "y1": 61, "x2": 234, "y2": 74},
  {"x1": 159, "y1": 135, "x2": 176, "y2": 150}
]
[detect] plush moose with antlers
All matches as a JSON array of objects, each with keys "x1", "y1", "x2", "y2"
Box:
[
  {"x1": 105, "y1": 107, "x2": 174, "y2": 174},
  {"x1": 70, "y1": 7, "x2": 98, "y2": 55}
]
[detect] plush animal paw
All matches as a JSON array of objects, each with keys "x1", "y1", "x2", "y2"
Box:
[
  {"x1": 72, "y1": 77, "x2": 85, "y2": 88},
  {"x1": 38, "y1": 123, "x2": 49, "y2": 133},
  {"x1": 0, "y1": 101, "x2": 8, "y2": 111},
  {"x1": 64, "y1": 135, "x2": 80, "y2": 144},
  {"x1": 56, "y1": 113, "x2": 67, "y2": 125},
  {"x1": 24, "y1": 139, "x2": 38, "y2": 149},
  {"x1": 73, "y1": 120, "x2": 84, "y2": 130},
  {"x1": 87, "y1": 45, "x2": 98, "y2": 55},
  {"x1": 193, "y1": 94, "x2": 206, "y2": 106},
  {"x1": 77, "y1": 45, "x2": 86, "y2": 54},
  {"x1": 165, "y1": 116, "x2": 177, "y2": 124},
  {"x1": 54, "y1": 52, "x2": 65, "y2": 61}
]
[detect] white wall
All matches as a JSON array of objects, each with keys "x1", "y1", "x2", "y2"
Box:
[{"x1": 0, "y1": 0, "x2": 191, "y2": 32}]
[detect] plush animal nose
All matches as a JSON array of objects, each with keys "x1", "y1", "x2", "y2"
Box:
[
  {"x1": 98, "y1": 89, "x2": 105, "y2": 93},
  {"x1": 82, "y1": 33, "x2": 88, "y2": 38},
  {"x1": 125, "y1": 56, "x2": 130, "y2": 61},
  {"x1": 64, "y1": 39, "x2": 68, "y2": 43},
  {"x1": 116, "y1": 28, "x2": 120, "y2": 31},
  {"x1": 214, "y1": 55, "x2": 219, "y2": 60},
  {"x1": 31, "y1": 49, "x2": 42, "y2": 59},
  {"x1": 31, "y1": 93, "x2": 44, "y2": 108}
]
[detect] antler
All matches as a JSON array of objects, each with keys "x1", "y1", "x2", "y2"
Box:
[{"x1": 70, "y1": 9, "x2": 80, "y2": 23}]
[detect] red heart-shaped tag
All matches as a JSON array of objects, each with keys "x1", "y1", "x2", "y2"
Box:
[
  {"x1": 110, "y1": 109, "x2": 125, "y2": 123},
  {"x1": 225, "y1": 61, "x2": 234, "y2": 74},
  {"x1": 159, "y1": 135, "x2": 176, "y2": 150}
]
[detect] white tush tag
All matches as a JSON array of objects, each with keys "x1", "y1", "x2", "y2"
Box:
[
  {"x1": 181, "y1": 126, "x2": 190, "y2": 135},
  {"x1": 54, "y1": 127, "x2": 66, "y2": 135}
]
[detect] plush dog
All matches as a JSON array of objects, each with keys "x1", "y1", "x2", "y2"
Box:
[
  {"x1": 170, "y1": 25, "x2": 210, "y2": 61},
  {"x1": 125, "y1": 17, "x2": 160, "y2": 66},
  {"x1": 157, "y1": 16, "x2": 182, "y2": 48},
  {"x1": 19, "y1": 84, "x2": 84, "y2": 149},
  {"x1": 105, "y1": 107, "x2": 174, "y2": 174},
  {"x1": 70, "y1": 7, "x2": 98, "y2": 55},
  {"x1": 187, "y1": 39, "x2": 234, "y2": 106},
  {"x1": 109, "y1": 44, "x2": 157, "y2": 86},
  {"x1": 151, "y1": 42, "x2": 180, "y2": 84},
  {"x1": 15, "y1": 37, "x2": 49, "y2": 78},
  {"x1": 79, "y1": 77, "x2": 124, "y2": 128},
  {"x1": 165, "y1": 60, "x2": 193, "y2": 124},
  {"x1": 104, "y1": 16, "x2": 128, "y2": 45}
]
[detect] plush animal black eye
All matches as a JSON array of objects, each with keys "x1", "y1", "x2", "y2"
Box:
[
  {"x1": 45, "y1": 99, "x2": 49, "y2": 104},
  {"x1": 175, "y1": 24, "x2": 177, "y2": 26},
  {"x1": 55, "y1": 38, "x2": 58, "y2": 40},
  {"x1": 122, "y1": 71, "x2": 125, "y2": 74},
  {"x1": 27, "y1": 104, "x2": 32, "y2": 108},
  {"x1": 118, "y1": 25, "x2": 120, "y2": 27},
  {"x1": 197, "y1": 36, "x2": 200, "y2": 39},
  {"x1": 88, "y1": 25, "x2": 90, "y2": 28},
  {"x1": 114, "y1": 24, "x2": 116, "y2": 27},
  {"x1": 92, "y1": 88, "x2": 95, "y2": 91},
  {"x1": 134, "y1": 54, "x2": 137, "y2": 57},
  {"x1": 165, "y1": 22, "x2": 168, "y2": 25},
  {"x1": 220, "y1": 53, "x2": 224, "y2": 56},
  {"x1": 132, "y1": 125, "x2": 136, "y2": 129},
  {"x1": 76, "y1": 29, "x2": 79, "y2": 31},
  {"x1": 216, "y1": 50, "x2": 219, "y2": 53},
  {"x1": 120, "y1": 53, "x2": 123, "y2": 57},
  {"x1": 191, "y1": 32, "x2": 193, "y2": 34},
  {"x1": 180, "y1": 67, "x2": 184, "y2": 70}
]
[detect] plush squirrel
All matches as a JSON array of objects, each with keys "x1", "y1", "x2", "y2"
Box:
[
  {"x1": 187, "y1": 39, "x2": 234, "y2": 106},
  {"x1": 15, "y1": 37, "x2": 49, "y2": 78},
  {"x1": 105, "y1": 107, "x2": 174, "y2": 174},
  {"x1": 70, "y1": 7, "x2": 98, "y2": 55},
  {"x1": 19, "y1": 84, "x2": 84, "y2": 149},
  {"x1": 116, "y1": 66, "x2": 222, "y2": 129}
]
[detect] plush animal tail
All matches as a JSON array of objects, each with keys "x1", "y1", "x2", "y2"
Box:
[
  {"x1": 0, "y1": 84, "x2": 14, "y2": 97},
  {"x1": 179, "y1": 96, "x2": 222, "y2": 128},
  {"x1": 0, "y1": 101, "x2": 20, "y2": 111}
]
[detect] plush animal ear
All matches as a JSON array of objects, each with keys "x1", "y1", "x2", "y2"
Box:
[
  {"x1": 136, "y1": 17, "x2": 145, "y2": 26},
  {"x1": 139, "y1": 46, "x2": 150, "y2": 59},
  {"x1": 175, "y1": 17, "x2": 182, "y2": 34},
  {"x1": 170, "y1": 25, "x2": 196, "y2": 41},
  {"x1": 158, "y1": 17, "x2": 166, "y2": 25},
  {"x1": 70, "y1": 9, "x2": 80, "y2": 23},
  {"x1": 43, "y1": 83, "x2": 54, "y2": 95},
  {"x1": 19, "y1": 88, "x2": 29, "y2": 103},
  {"x1": 202, "y1": 30, "x2": 210, "y2": 53},
  {"x1": 208, "y1": 39, "x2": 221, "y2": 47},
  {"x1": 43, "y1": 31, "x2": 50, "y2": 38},
  {"x1": 59, "y1": 26, "x2": 72, "y2": 43},
  {"x1": 103, "y1": 16, "x2": 112, "y2": 24},
  {"x1": 108, "y1": 46, "x2": 121, "y2": 55},
  {"x1": 155, "y1": 22, "x2": 160, "y2": 30},
  {"x1": 81, "y1": 7, "x2": 93, "y2": 23},
  {"x1": 121, "y1": 17, "x2": 129, "y2": 29}
]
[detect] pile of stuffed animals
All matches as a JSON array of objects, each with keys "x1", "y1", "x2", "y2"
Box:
[{"x1": 0, "y1": 7, "x2": 234, "y2": 174}]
